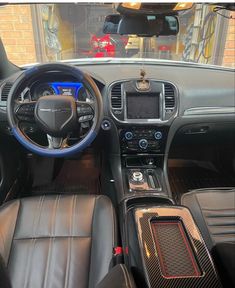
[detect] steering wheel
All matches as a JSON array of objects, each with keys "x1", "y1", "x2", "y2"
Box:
[{"x1": 7, "y1": 63, "x2": 103, "y2": 157}]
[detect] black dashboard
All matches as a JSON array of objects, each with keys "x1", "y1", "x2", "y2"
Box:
[{"x1": 0, "y1": 61, "x2": 234, "y2": 156}]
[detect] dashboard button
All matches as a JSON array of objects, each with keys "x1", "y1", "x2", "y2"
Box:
[
  {"x1": 154, "y1": 131, "x2": 162, "y2": 140},
  {"x1": 125, "y1": 131, "x2": 133, "y2": 140},
  {"x1": 139, "y1": 139, "x2": 148, "y2": 149},
  {"x1": 101, "y1": 120, "x2": 111, "y2": 130}
]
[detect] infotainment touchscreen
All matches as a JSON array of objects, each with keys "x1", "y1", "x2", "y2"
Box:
[{"x1": 126, "y1": 93, "x2": 160, "y2": 119}]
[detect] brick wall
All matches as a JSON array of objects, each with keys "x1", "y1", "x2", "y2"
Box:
[
  {"x1": 0, "y1": 5, "x2": 36, "y2": 66},
  {"x1": 223, "y1": 12, "x2": 235, "y2": 68}
]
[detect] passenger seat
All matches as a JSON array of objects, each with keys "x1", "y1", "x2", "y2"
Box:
[{"x1": 181, "y1": 188, "x2": 235, "y2": 287}]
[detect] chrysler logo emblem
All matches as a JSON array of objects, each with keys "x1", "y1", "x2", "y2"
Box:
[{"x1": 39, "y1": 108, "x2": 71, "y2": 113}]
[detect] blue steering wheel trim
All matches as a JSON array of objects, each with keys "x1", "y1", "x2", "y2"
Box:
[{"x1": 12, "y1": 127, "x2": 97, "y2": 157}]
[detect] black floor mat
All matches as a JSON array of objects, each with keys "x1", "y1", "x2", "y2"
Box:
[
  {"x1": 32, "y1": 154, "x2": 101, "y2": 196},
  {"x1": 169, "y1": 160, "x2": 235, "y2": 201}
]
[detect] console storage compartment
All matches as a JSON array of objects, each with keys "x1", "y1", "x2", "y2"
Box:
[{"x1": 122, "y1": 201, "x2": 222, "y2": 288}]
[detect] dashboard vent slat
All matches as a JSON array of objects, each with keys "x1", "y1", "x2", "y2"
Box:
[
  {"x1": 1, "y1": 82, "x2": 13, "y2": 102},
  {"x1": 111, "y1": 83, "x2": 122, "y2": 109},
  {"x1": 164, "y1": 84, "x2": 175, "y2": 108}
]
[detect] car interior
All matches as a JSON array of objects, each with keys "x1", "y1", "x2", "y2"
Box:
[{"x1": 0, "y1": 2, "x2": 234, "y2": 288}]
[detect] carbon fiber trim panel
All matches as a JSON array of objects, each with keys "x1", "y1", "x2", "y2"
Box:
[{"x1": 134, "y1": 206, "x2": 222, "y2": 288}]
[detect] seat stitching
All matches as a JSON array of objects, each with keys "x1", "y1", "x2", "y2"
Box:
[
  {"x1": 120, "y1": 265, "x2": 131, "y2": 288},
  {"x1": 202, "y1": 208, "x2": 235, "y2": 212},
  {"x1": 210, "y1": 231, "x2": 235, "y2": 236},
  {"x1": 182, "y1": 189, "x2": 235, "y2": 196},
  {"x1": 13, "y1": 236, "x2": 91, "y2": 241},
  {"x1": 72, "y1": 195, "x2": 77, "y2": 235},
  {"x1": 23, "y1": 238, "x2": 36, "y2": 288},
  {"x1": 208, "y1": 223, "x2": 235, "y2": 227},
  {"x1": 88, "y1": 195, "x2": 96, "y2": 288},
  {"x1": 64, "y1": 195, "x2": 75, "y2": 288},
  {"x1": 0, "y1": 230, "x2": 6, "y2": 260},
  {"x1": 205, "y1": 214, "x2": 235, "y2": 218},
  {"x1": 42, "y1": 196, "x2": 59, "y2": 288},
  {"x1": 22, "y1": 238, "x2": 32, "y2": 288},
  {"x1": 66, "y1": 237, "x2": 72, "y2": 288},
  {"x1": 221, "y1": 241, "x2": 235, "y2": 244},
  {"x1": 7, "y1": 199, "x2": 21, "y2": 266},
  {"x1": 51, "y1": 195, "x2": 60, "y2": 237},
  {"x1": 34, "y1": 196, "x2": 44, "y2": 237},
  {"x1": 37, "y1": 195, "x2": 45, "y2": 238},
  {"x1": 42, "y1": 237, "x2": 52, "y2": 288}
]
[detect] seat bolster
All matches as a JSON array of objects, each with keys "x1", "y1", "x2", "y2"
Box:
[
  {"x1": 212, "y1": 242, "x2": 235, "y2": 287},
  {"x1": 0, "y1": 200, "x2": 20, "y2": 264},
  {"x1": 0, "y1": 254, "x2": 11, "y2": 288},
  {"x1": 181, "y1": 192, "x2": 214, "y2": 250},
  {"x1": 96, "y1": 264, "x2": 136, "y2": 288},
  {"x1": 89, "y1": 195, "x2": 117, "y2": 288}
]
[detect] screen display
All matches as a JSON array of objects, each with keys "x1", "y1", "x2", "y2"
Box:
[
  {"x1": 58, "y1": 86, "x2": 76, "y2": 96},
  {"x1": 50, "y1": 82, "x2": 83, "y2": 100},
  {"x1": 127, "y1": 93, "x2": 160, "y2": 119}
]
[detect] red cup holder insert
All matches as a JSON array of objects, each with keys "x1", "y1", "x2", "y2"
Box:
[{"x1": 151, "y1": 219, "x2": 201, "y2": 278}]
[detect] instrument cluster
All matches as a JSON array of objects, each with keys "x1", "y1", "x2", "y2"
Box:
[
  {"x1": 19, "y1": 73, "x2": 91, "y2": 102},
  {"x1": 31, "y1": 82, "x2": 86, "y2": 101}
]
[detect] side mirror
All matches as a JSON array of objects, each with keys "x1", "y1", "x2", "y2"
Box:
[{"x1": 103, "y1": 14, "x2": 179, "y2": 37}]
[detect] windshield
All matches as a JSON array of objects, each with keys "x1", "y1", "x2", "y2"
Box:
[{"x1": 0, "y1": 3, "x2": 234, "y2": 68}]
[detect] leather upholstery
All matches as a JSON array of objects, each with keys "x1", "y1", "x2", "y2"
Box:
[
  {"x1": 181, "y1": 188, "x2": 235, "y2": 250},
  {"x1": 0, "y1": 254, "x2": 11, "y2": 288},
  {"x1": 96, "y1": 264, "x2": 136, "y2": 288},
  {"x1": 0, "y1": 194, "x2": 117, "y2": 288}
]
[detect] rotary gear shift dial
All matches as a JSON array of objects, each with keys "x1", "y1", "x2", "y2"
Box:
[{"x1": 132, "y1": 171, "x2": 144, "y2": 182}]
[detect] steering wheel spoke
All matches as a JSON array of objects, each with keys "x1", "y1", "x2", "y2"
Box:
[
  {"x1": 76, "y1": 101, "x2": 95, "y2": 123},
  {"x1": 47, "y1": 134, "x2": 68, "y2": 149},
  {"x1": 15, "y1": 101, "x2": 36, "y2": 123}
]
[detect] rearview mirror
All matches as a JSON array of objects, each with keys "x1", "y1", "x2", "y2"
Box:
[
  {"x1": 103, "y1": 14, "x2": 179, "y2": 37},
  {"x1": 103, "y1": 14, "x2": 121, "y2": 34}
]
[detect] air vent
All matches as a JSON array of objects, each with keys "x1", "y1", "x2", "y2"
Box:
[
  {"x1": 1, "y1": 82, "x2": 13, "y2": 102},
  {"x1": 111, "y1": 83, "x2": 122, "y2": 109},
  {"x1": 164, "y1": 84, "x2": 175, "y2": 109}
]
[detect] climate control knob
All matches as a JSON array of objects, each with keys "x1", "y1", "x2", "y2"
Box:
[
  {"x1": 139, "y1": 139, "x2": 148, "y2": 149},
  {"x1": 125, "y1": 131, "x2": 133, "y2": 140},
  {"x1": 154, "y1": 131, "x2": 162, "y2": 140}
]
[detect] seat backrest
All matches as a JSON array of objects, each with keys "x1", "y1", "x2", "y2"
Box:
[{"x1": 0, "y1": 194, "x2": 117, "y2": 288}]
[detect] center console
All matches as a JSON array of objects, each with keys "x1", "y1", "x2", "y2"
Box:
[
  {"x1": 108, "y1": 78, "x2": 223, "y2": 287},
  {"x1": 120, "y1": 127, "x2": 168, "y2": 154},
  {"x1": 121, "y1": 198, "x2": 222, "y2": 288},
  {"x1": 109, "y1": 78, "x2": 178, "y2": 198},
  {"x1": 127, "y1": 169, "x2": 161, "y2": 192}
]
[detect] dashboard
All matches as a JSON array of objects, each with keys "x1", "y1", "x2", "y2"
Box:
[{"x1": 0, "y1": 61, "x2": 234, "y2": 155}]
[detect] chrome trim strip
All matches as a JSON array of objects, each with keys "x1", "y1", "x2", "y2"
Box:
[{"x1": 184, "y1": 107, "x2": 235, "y2": 115}]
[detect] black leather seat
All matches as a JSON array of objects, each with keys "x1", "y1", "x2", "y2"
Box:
[
  {"x1": 181, "y1": 188, "x2": 235, "y2": 286},
  {"x1": 181, "y1": 188, "x2": 235, "y2": 249},
  {"x1": 0, "y1": 194, "x2": 117, "y2": 288}
]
